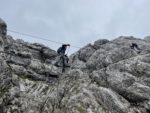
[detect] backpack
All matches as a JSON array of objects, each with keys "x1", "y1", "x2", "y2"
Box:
[{"x1": 57, "y1": 47, "x2": 62, "y2": 54}]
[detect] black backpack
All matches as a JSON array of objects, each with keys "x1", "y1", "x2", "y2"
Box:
[{"x1": 57, "y1": 47, "x2": 62, "y2": 54}]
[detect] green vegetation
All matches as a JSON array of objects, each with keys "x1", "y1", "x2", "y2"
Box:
[
  {"x1": 18, "y1": 74, "x2": 36, "y2": 81},
  {"x1": 0, "y1": 86, "x2": 9, "y2": 97},
  {"x1": 75, "y1": 106, "x2": 86, "y2": 113}
]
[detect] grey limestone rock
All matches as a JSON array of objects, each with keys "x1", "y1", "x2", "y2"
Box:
[
  {"x1": 0, "y1": 18, "x2": 7, "y2": 36},
  {"x1": 93, "y1": 39, "x2": 109, "y2": 49},
  {"x1": 0, "y1": 18, "x2": 150, "y2": 113}
]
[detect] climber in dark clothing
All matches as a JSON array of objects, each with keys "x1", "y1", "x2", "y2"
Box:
[
  {"x1": 130, "y1": 43, "x2": 140, "y2": 50},
  {"x1": 57, "y1": 44, "x2": 70, "y2": 55},
  {"x1": 130, "y1": 43, "x2": 141, "y2": 53},
  {"x1": 55, "y1": 44, "x2": 70, "y2": 72}
]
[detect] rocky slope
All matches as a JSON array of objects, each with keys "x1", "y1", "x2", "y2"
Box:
[{"x1": 0, "y1": 18, "x2": 150, "y2": 113}]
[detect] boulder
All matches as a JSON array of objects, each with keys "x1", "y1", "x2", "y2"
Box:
[
  {"x1": 78, "y1": 44, "x2": 96, "y2": 62},
  {"x1": 93, "y1": 39, "x2": 109, "y2": 49},
  {"x1": 93, "y1": 87, "x2": 130, "y2": 113}
]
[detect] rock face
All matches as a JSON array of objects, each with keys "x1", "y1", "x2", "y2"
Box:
[
  {"x1": 0, "y1": 18, "x2": 7, "y2": 36},
  {"x1": 0, "y1": 18, "x2": 150, "y2": 113}
]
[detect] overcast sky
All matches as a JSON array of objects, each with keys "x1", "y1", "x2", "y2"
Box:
[{"x1": 0, "y1": 0, "x2": 150, "y2": 54}]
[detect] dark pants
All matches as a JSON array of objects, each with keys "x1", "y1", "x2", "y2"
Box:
[{"x1": 55, "y1": 54, "x2": 69, "y2": 72}]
